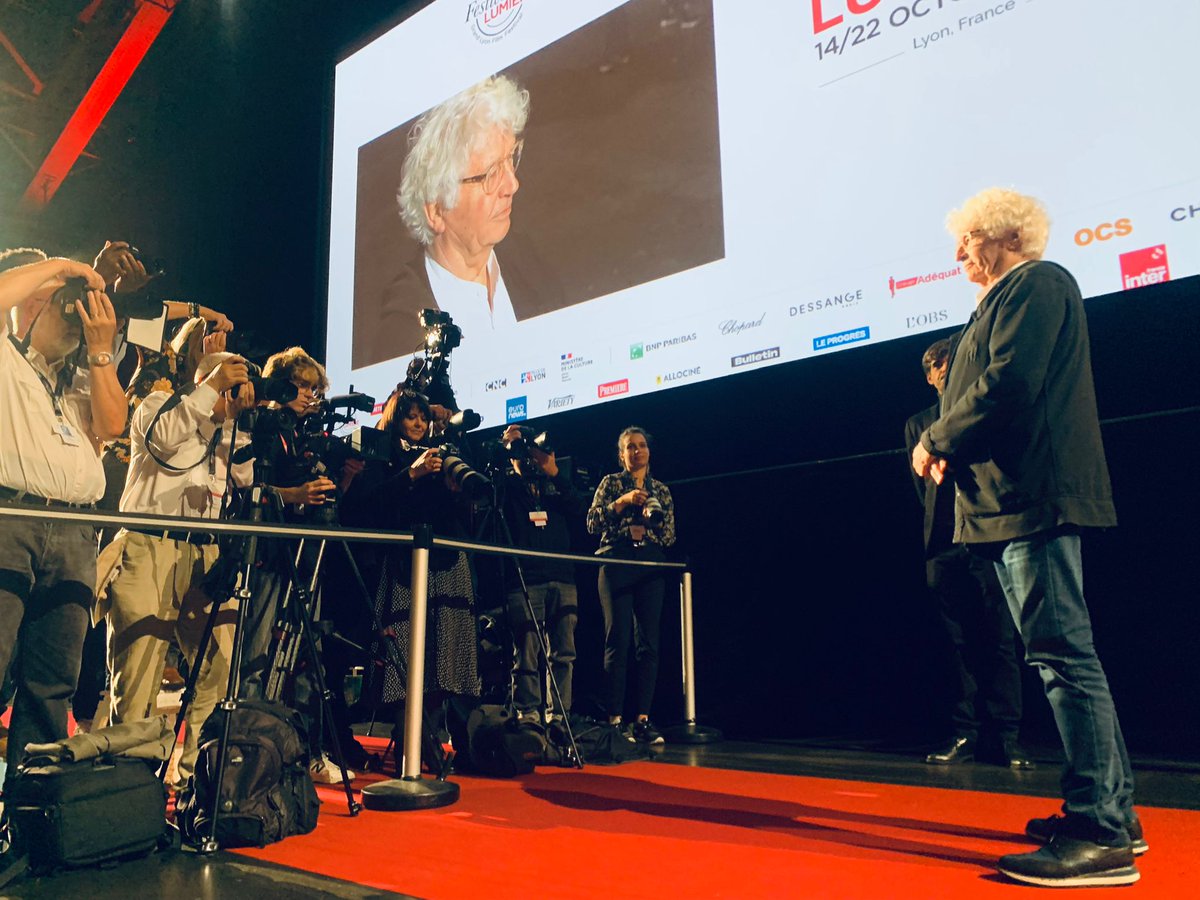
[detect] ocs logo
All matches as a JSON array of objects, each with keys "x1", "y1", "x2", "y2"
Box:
[{"x1": 1074, "y1": 218, "x2": 1132, "y2": 246}]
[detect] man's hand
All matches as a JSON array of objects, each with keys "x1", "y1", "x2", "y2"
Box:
[
  {"x1": 75, "y1": 289, "x2": 118, "y2": 354},
  {"x1": 912, "y1": 441, "x2": 949, "y2": 484},
  {"x1": 429, "y1": 404, "x2": 453, "y2": 423},
  {"x1": 203, "y1": 330, "x2": 227, "y2": 355},
  {"x1": 93, "y1": 241, "x2": 150, "y2": 293},
  {"x1": 408, "y1": 448, "x2": 442, "y2": 481},
  {"x1": 204, "y1": 309, "x2": 234, "y2": 333},
  {"x1": 279, "y1": 478, "x2": 337, "y2": 506},
  {"x1": 203, "y1": 357, "x2": 249, "y2": 394},
  {"x1": 529, "y1": 445, "x2": 558, "y2": 478},
  {"x1": 226, "y1": 379, "x2": 255, "y2": 419}
]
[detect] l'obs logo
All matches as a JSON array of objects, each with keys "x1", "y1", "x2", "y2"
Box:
[
  {"x1": 905, "y1": 309, "x2": 949, "y2": 330},
  {"x1": 1074, "y1": 218, "x2": 1132, "y2": 246},
  {"x1": 466, "y1": 0, "x2": 524, "y2": 45}
]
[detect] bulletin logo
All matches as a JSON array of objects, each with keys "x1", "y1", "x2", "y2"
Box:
[
  {"x1": 466, "y1": 0, "x2": 524, "y2": 45},
  {"x1": 1119, "y1": 245, "x2": 1170, "y2": 290},
  {"x1": 520, "y1": 368, "x2": 546, "y2": 384},
  {"x1": 505, "y1": 396, "x2": 528, "y2": 423},
  {"x1": 597, "y1": 379, "x2": 629, "y2": 399},
  {"x1": 730, "y1": 347, "x2": 780, "y2": 369}
]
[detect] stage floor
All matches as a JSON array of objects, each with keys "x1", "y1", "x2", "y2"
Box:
[{"x1": 5, "y1": 738, "x2": 1199, "y2": 899}]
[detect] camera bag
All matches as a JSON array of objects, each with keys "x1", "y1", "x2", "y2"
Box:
[
  {"x1": 4, "y1": 755, "x2": 168, "y2": 875},
  {"x1": 453, "y1": 705, "x2": 542, "y2": 777},
  {"x1": 176, "y1": 700, "x2": 319, "y2": 848}
]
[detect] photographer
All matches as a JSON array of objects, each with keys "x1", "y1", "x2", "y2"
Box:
[
  {"x1": 345, "y1": 389, "x2": 480, "y2": 747},
  {"x1": 586, "y1": 427, "x2": 676, "y2": 745},
  {"x1": 101, "y1": 347, "x2": 255, "y2": 788},
  {"x1": 0, "y1": 251, "x2": 122, "y2": 777},
  {"x1": 497, "y1": 425, "x2": 587, "y2": 738}
]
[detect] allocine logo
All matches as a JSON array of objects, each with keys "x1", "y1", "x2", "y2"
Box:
[
  {"x1": 597, "y1": 379, "x2": 629, "y2": 398},
  {"x1": 484, "y1": 377, "x2": 507, "y2": 392},
  {"x1": 466, "y1": 0, "x2": 524, "y2": 45},
  {"x1": 520, "y1": 368, "x2": 546, "y2": 384},
  {"x1": 718, "y1": 315, "x2": 764, "y2": 337},
  {"x1": 559, "y1": 352, "x2": 594, "y2": 382},
  {"x1": 505, "y1": 395, "x2": 528, "y2": 423},
  {"x1": 656, "y1": 367, "x2": 701, "y2": 385},
  {"x1": 789, "y1": 289, "x2": 863, "y2": 316},
  {"x1": 546, "y1": 394, "x2": 575, "y2": 410},
  {"x1": 813, "y1": 327, "x2": 870, "y2": 351},
  {"x1": 1119, "y1": 245, "x2": 1170, "y2": 289},
  {"x1": 888, "y1": 267, "x2": 961, "y2": 297},
  {"x1": 730, "y1": 347, "x2": 780, "y2": 368},
  {"x1": 905, "y1": 309, "x2": 949, "y2": 330}
]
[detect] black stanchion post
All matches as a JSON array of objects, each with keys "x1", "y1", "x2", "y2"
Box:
[
  {"x1": 361, "y1": 524, "x2": 460, "y2": 811},
  {"x1": 664, "y1": 569, "x2": 722, "y2": 744}
]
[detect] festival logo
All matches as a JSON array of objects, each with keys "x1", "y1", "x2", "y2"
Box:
[
  {"x1": 597, "y1": 379, "x2": 629, "y2": 399},
  {"x1": 730, "y1": 347, "x2": 780, "y2": 369},
  {"x1": 888, "y1": 267, "x2": 961, "y2": 297},
  {"x1": 505, "y1": 395, "x2": 528, "y2": 423},
  {"x1": 813, "y1": 326, "x2": 870, "y2": 351},
  {"x1": 466, "y1": 0, "x2": 524, "y2": 45},
  {"x1": 1119, "y1": 245, "x2": 1170, "y2": 290}
]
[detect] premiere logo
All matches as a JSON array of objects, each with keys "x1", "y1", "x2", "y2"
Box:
[
  {"x1": 597, "y1": 379, "x2": 629, "y2": 399},
  {"x1": 656, "y1": 366, "x2": 701, "y2": 385},
  {"x1": 730, "y1": 347, "x2": 780, "y2": 369},
  {"x1": 520, "y1": 368, "x2": 546, "y2": 384},
  {"x1": 789, "y1": 289, "x2": 863, "y2": 316},
  {"x1": 888, "y1": 267, "x2": 961, "y2": 298},
  {"x1": 505, "y1": 395, "x2": 528, "y2": 423},
  {"x1": 546, "y1": 394, "x2": 575, "y2": 410},
  {"x1": 718, "y1": 314, "x2": 764, "y2": 336},
  {"x1": 484, "y1": 377, "x2": 508, "y2": 392},
  {"x1": 813, "y1": 327, "x2": 870, "y2": 351},
  {"x1": 466, "y1": 0, "x2": 524, "y2": 45},
  {"x1": 905, "y1": 309, "x2": 949, "y2": 330},
  {"x1": 1119, "y1": 245, "x2": 1170, "y2": 289}
]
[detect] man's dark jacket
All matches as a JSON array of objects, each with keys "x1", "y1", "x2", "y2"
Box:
[{"x1": 920, "y1": 260, "x2": 1116, "y2": 544}]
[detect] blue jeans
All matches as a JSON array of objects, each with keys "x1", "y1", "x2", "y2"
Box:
[{"x1": 990, "y1": 528, "x2": 1134, "y2": 844}]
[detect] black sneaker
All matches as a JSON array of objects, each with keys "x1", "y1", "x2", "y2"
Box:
[
  {"x1": 998, "y1": 834, "x2": 1138, "y2": 887},
  {"x1": 632, "y1": 719, "x2": 665, "y2": 745},
  {"x1": 1026, "y1": 813, "x2": 1149, "y2": 856}
]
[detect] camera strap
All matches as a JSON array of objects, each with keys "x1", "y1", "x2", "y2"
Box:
[
  {"x1": 144, "y1": 387, "x2": 221, "y2": 474},
  {"x1": 7, "y1": 332, "x2": 70, "y2": 419}
]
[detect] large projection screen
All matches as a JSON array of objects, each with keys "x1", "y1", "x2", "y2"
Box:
[{"x1": 328, "y1": 0, "x2": 1200, "y2": 426}]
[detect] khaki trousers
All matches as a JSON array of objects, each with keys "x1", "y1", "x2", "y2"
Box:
[{"x1": 105, "y1": 531, "x2": 237, "y2": 783}]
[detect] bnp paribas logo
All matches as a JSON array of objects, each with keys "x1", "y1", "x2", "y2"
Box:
[
  {"x1": 629, "y1": 343, "x2": 644, "y2": 360},
  {"x1": 466, "y1": 0, "x2": 525, "y2": 45}
]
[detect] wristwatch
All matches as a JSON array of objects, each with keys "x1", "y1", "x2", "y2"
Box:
[{"x1": 87, "y1": 351, "x2": 114, "y2": 368}]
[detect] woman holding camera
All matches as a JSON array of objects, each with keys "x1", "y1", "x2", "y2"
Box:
[
  {"x1": 587, "y1": 426, "x2": 676, "y2": 744},
  {"x1": 348, "y1": 389, "x2": 480, "y2": 729}
]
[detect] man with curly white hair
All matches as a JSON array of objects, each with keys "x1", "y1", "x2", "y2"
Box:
[{"x1": 912, "y1": 188, "x2": 1141, "y2": 887}]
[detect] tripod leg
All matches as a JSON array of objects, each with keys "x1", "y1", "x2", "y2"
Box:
[{"x1": 164, "y1": 571, "x2": 226, "y2": 785}]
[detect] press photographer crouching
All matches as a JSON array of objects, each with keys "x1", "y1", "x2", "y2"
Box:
[
  {"x1": 0, "y1": 251, "x2": 123, "y2": 780},
  {"x1": 101, "y1": 345, "x2": 255, "y2": 788},
  {"x1": 343, "y1": 388, "x2": 482, "y2": 761},
  {"x1": 587, "y1": 427, "x2": 677, "y2": 745},
  {"x1": 496, "y1": 425, "x2": 586, "y2": 743}
]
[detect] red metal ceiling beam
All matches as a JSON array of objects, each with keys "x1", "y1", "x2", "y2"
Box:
[
  {"x1": 0, "y1": 27, "x2": 44, "y2": 95},
  {"x1": 21, "y1": 0, "x2": 176, "y2": 209}
]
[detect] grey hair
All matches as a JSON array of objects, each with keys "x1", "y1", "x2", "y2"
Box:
[
  {"x1": 195, "y1": 351, "x2": 237, "y2": 383},
  {"x1": 397, "y1": 75, "x2": 529, "y2": 246}
]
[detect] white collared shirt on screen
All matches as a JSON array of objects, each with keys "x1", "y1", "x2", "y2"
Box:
[{"x1": 423, "y1": 251, "x2": 518, "y2": 346}]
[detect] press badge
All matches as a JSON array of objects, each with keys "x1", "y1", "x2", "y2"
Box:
[
  {"x1": 528, "y1": 510, "x2": 548, "y2": 528},
  {"x1": 53, "y1": 421, "x2": 82, "y2": 446}
]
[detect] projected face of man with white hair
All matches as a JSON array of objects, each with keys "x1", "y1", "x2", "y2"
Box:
[{"x1": 397, "y1": 76, "x2": 529, "y2": 332}]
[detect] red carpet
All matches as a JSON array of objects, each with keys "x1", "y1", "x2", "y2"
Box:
[{"x1": 234, "y1": 758, "x2": 1200, "y2": 899}]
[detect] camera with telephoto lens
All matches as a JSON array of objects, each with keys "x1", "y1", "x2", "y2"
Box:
[
  {"x1": 641, "y1": 496, "x2": 665, "y2": 526},
  {"x1": 409, "y1": 440, "x2": 491, "y2": 498},
  {"x1": 503, "y1": 426, "x2": 553, "y2": 464},
  {"x1": 53, "y1": 277, "x2": 164, "y2": 321},
  {"x1": 230, "y1": 361, "x2": 300, "y2": 405}
]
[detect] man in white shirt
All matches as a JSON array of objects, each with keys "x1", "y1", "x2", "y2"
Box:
[
  {"x1": 103, "y1": 346, "x2": 255, "y2": 786},
  {"x1": 0, "y1": 252, "x2": 122, "y2": 777}
]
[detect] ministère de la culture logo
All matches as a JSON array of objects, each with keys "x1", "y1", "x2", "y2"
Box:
[{"x1": 466, "y1": 0, "x2": 524, "y2": 44}]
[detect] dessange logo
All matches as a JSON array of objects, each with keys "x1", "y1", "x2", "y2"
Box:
[{"x1": 466, "y1": 0, "x2": 524, "y2": 44}]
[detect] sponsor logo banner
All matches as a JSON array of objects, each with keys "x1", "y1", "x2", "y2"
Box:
[
  {"x1": 632, "y1": 333, "x2": 698, "y2": 357},
  {"x1": 717, "y1": 315, "x2": 764, "y2": 337},
  {"x1": 629, "y1": 343, "x2": 644, "y2": 360},
  {"x1": 505, "y1": 395, "x2": 528, "y2": 423},
  {"x1": 905, "y1": 309, "x2": 949, "y2": 330},
  {"x1": 466, "y1": 0, "x2": 524, "y2": 45},
  {"x1": 1169, "y1": 203, "x2": 1200, "y2": 222},
  {"x1": 813, "y1": 326, "x2": 870, "y2": 351},
  {"x1": 889, "y1": 267, "x2": 960, "y2": 297},
  {"x1": 1074, "y1": 218, "x2": 1132, "y2": 246},
  {"x1": 1119, "y1": 245, "x2": 1170, "y2": 289},
  {"x1": 656, "y1": 366, "x2": 701, "y2": 385},
  {"x1": 597, "y1": 379, "x2": 629, "y2": 398},
  {"x1": 520, "y1": 368, "x2": 546, "y2": 384},
  {"x1": 730, "y1": 347, "x2": 780, "y2": 368},
  {"x1": 546, "y1": 394, "x2": 575, "y2": 410},
  {"x1": 484, "y1": 377, "x2": 507, "y2": 392},
  {"x1": 559, "y1": 352, "x2": 595, "y2": 382},
  {"x1": 789, "y1": 289, "x2": 863, "y2": 316}
]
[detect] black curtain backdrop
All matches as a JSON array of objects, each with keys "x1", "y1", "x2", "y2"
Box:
[{"x1": 2, "y1": 1, "x2": 1196, "y2": 757}]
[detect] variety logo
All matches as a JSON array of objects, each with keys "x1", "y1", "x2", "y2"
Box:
[
  {"x1": 559, "y1": 352, "x2": 595, "y2": 382},
  {"x1": 1119, "y1": 245, "x2": 1170, "y2": 290},
  {"x1": 813, "y1": 326, "x2": 870, "y2": 351},
  {"x1": 789, "y1": 289, "x2": 863, "y2": 316},
  {"x1": 888, "y1": 267, "x2": 961, "y2": 297},
  {"x1": 1074, "y1": 218, "x2": 1132, "y2": 246},
  {"x1": 484, "y1": 377, "x2": 507, "y2": 392},
  {"x1": 718, "y1": 314, "x2": 764, "y2": 336},
  {"x1": 546, "y1": 394, "x2": 575, "y2": 410},
  {"x1": 656, "y1": 366, "x2": 701, "y2": 385},
  {"x1": 730, "y1": 347, "x2": 780, "y2": 369},
  {"x1": 520, "y1": 368, "x2": 546, "y2": 384},
  {"x1": 466, "y1": 0, "x2": 524, "y2": 45},
  {"x1": 905, "y1": 309, "x2": 949, "y2": 330},
  {"x1": 505, "y1": 395, "x2": 528, "y2": 423},
  {"x1": 1170, "y1": 203, "x2": 1199, "y2": 222},
  {"x1": 597, "y1": 379, "x2": 629, "y2": 399}
]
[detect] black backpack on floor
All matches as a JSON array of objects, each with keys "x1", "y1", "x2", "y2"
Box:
[{"x1": 176, "y1": 700, "x2": 320, "y2": 848}]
